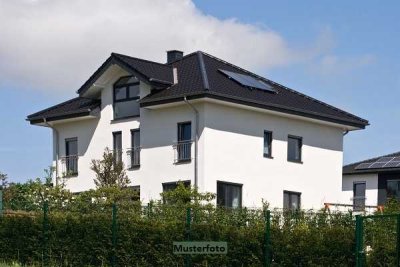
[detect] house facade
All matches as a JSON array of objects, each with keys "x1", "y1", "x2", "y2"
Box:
[
  {"x1": 343, "y1": 152, "x2": 400, "y2": 209},
  {"x1": 28, "y1": 50, "x2": 368, "y2": 209}
]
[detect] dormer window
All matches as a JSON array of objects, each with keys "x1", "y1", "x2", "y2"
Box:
[{"x1": 113, "y1": 76, "x2": 140, "y2": 119}]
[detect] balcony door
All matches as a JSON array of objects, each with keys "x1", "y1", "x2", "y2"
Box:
[
  {"x1": 65, "y1": 138, "x2": 78, "y2": 174},
  {"x1": 353, "y1": 182, "x2": 366, "y2": 211}
]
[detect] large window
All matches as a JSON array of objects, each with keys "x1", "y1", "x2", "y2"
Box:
[
  {"x1": 217, "y1": 181, "x2": 242, "y2": 208},
  {"x1": 162, "y1": 181, "x2": 191, "y2": 203},
  {"x1": 176, "y1": 122, "x2": 192, "y2": 162},
  {"x1": 129, "y1": 129, "x2": 140, "y2": 168},
  {"x1": 64, "y1": 138, "x2": 78, "y2": 175},
  {"x1": 113, "y1": 131, "x2": 122, "y2": 163},
  {"x1": 387, "y1": 180, "x2": 400, "y2": 201},
  {"x1": 353, "y1": 182, "x2": 366, "y2": 211},
  {"x1": 288, "y1": 135, "x2": 302, "y2": 163},
  {"x1": 113, "y1": 76, "x2": 140, "y2": 119},
  {"x1": 263, "y1": 130, "x2": 273, "y2": 158},
  {"x1": 283, "y1": 190, "x2": 301, "y2": 210}
]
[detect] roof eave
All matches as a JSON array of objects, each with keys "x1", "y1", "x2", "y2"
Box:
[{"x1": 140, "y1": 92, "x2": 368, "y2": 129}]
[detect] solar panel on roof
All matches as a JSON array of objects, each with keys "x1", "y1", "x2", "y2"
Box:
[
  {"x1": 355, "y1": 156, "x2": 400, "y2": 170},
  {"x1": 219, "y1": 69, "x2": 275, "y2": 93}
]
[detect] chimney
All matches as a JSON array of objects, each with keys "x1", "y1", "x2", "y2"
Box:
[{"x1": 167, "y1": 50, "x2": 183, "y2": 64}]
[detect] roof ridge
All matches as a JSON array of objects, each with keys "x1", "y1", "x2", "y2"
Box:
[
  {"x1": 199, "y1": 51, "x2": 368, "y2": 124},
  {"x1": 111, "y1": 52, "x2": 171, "y2": 68},
  {"x1": 196, "y1": 51, "x2": 210, "y2": 90},
  {"x1": 344, "y1": 151, "x2": 400, "y2": 168}
]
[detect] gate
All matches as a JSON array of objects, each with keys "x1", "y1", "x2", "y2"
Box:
[{"x1": 355, "y1": 213, "x2": 400, "y2": 267}]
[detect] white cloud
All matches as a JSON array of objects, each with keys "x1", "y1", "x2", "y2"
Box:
[
  {"x1": 312, "y1": 54, "x2": 375, "y2": 75},
  {"x1": 0, "y1": 0, "x2": 333, "y2": 93}
]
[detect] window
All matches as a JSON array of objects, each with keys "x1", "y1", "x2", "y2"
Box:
[
  {"x1": 176, "y1": 122, "x2": 192, "y2": 162},
  {"x1": 217, "y1": 181, "x2": 242, "y2": 208},
  {"x1": 288, "y1": 135, "x2": 302, "y2": 163},
  {"x1": 113, "y1": 76, "x2": 140, "y2": 119},
  {"x1": 283, "y1": 191, "x2": 301, "y2": 210},
  {"x1": 113, "y1": 132, "x2": 122, "y2": 163},
  {"x1": 387, "y1": 180, "x2": 400, "y2": 201},
  {"x1": 65, "y1": 138, "x2": 78, "y2": 175},
  {"x1": 162, "y1": 180, "x2": 191, "y2": 192},
  {"x1": 263, "y1": 130, "x2": 273, "y2": 158},
  {"x1": 353, "y1": 182, "x2": 366, "y2": 211},
  {"x1": 129, "y1": 129, "x2": 140, "y2": 168},
  {"x1": 130, "y1": 186, "x2": 140, "y2": 201}
]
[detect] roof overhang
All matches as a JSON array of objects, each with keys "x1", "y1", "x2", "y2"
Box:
[
  {"x1": 141, "y1": 92, "x2": 368, "y2": 130},
  {"x1": 28, "y1": 108, "x2": 100, "y2": 126}
]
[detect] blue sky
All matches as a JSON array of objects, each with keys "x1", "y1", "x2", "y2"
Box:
[{"x1": 0, "y1": 0, "x2": 399, "y2": 183}]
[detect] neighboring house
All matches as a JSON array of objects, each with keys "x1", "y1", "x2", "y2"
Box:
[
  {"x1": 27, "y1": 50, "x2": 368, "y2": 209},
  {"x1": 343, "y1": 152, "x2": 400, "y2": 210}
]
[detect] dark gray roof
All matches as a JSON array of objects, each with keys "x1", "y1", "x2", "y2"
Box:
[
  {"x1": 27, "y1": 97, "x2": 100, "y2": 123},
  {"x1": 140, "y1": 51, "x2": 368, "y2": 128},
  {"x1": 343, "y1": 151, "x2": 400, "y2": 175},
  {"x1": 29, "y1": 50, "x2": 368, "y2": 128}
]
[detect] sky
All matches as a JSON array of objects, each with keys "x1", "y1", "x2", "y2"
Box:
[{"x1": 0, "y1": 0, "x2": 399, "y2": 183}]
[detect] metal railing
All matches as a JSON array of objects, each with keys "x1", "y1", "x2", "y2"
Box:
[
  {"x1": 61, "y1": 155, "x2": 78, "y2": 176},
  {"x1": 126, "y1": 147, "x2": 141, "y2": 168},
  {"x1": 173, "y1": 140, "x2": 192, "y2": 163}
]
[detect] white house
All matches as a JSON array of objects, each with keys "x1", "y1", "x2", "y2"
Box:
[
  {"x1": 27, "y1": 50, "x2": 368, "y2": 209},
  {"x1": 342, "y1": 151, "x2": 400, "y2": 210}
]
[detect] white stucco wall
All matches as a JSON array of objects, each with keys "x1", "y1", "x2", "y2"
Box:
[
  {"x1": 201, "y1": 102, "x2": 345, "y2": 209},
  {"x1": 49, "y1": 70, "x2": 350, "y2": 208},
  {"x1": 342, "y1": 173, "x2": 379, "y2": 206}
]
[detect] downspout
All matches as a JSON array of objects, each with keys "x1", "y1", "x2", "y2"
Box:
[
  {"x1": 43, "y1": 118, "x2": 59, "y2": 186},
  {"x1": 184, "y1": 96, "x2": 199, "y2": 189}
]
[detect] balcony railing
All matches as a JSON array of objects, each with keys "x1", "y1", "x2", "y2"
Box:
[
  {"x1": 126, "y1": 147, "x2": 141, "y2": 168},
  {"x1": 61, "y1": 155, "x2": 78, "y2": 177},
  {"x1": 173, "y1": 140, "x2": 192, "y2": 163}
]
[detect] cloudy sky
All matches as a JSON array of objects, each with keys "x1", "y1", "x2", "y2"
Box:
[{"x1": 0, "y1": 0, "x2": 399, "y2": 182}]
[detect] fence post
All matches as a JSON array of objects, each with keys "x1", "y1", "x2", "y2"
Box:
[
  {"x1": 397, "y1": 214, "x2": 400, "y2": 267},
  {"x1": 111, "y1": 203, "x2": 117, "y2": 267},
  {"x1": 355, "y1": 215, "x2": 364, "y2": 267},
  {"x1": 185, "y1": 207, "x2": 191, "y2": 267},
  {"x1": 0, "y1": 188, "x2": 3, "y2": 217},
  {"x1": 42, "y1": 201, "x2": 49, "y2": 267},
  {"x1": 264, "y1": 209, "x2": 271, "y2": 267}
]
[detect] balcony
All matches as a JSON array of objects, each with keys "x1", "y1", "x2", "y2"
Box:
[
  {"x1": 173, "y1": 140, "x2": 192, "y2": 163},
  {"x1": 112, "y1": 149, "x2": 123, "y2": 164},
  {"x1": 61, "y1": 155, "x2": 78, "y2": 177},
  {"x1": 126, "y1": 147, "x2": 141, "y2": 169}
]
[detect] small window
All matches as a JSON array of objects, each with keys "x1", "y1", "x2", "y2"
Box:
[
  {"x1": 387, "y1": 180, "x2": 400, "y2": 201},
  {"x1": 353, "y1": 182, "x2": 366, "y2": 211},
  {"x1": 217, "y1": 181, "x2": 242, "y2": 208},
  {"x1": 64, "y1": 138, "x2": 78, "y2": 175},
  {"x1": 176, "y1": 122, "x2": 192, "y2": 162},
  {"x1": 129, "y1": 129, "x2": 140, "y2": 168},
  {"x1": 162, "y1": 180, "x2": 191, "y2": 192},
  {"x1": 113, "y1": 132, "x2": 122, "y2": 163},
  {"x1": 113, "y1": 76, "x2": 140, "y2": 119},
  {"x1": 288, "y1": 135, "x2": 302, "y2": 163},
  {"x1": 263, "y1": 131, "x2": 273, "y2": 158},
  {"x1": 283, "y1": 191, "x2": 301, "y2": 210}
]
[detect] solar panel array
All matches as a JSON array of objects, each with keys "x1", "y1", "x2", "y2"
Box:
[
  {"x1": 219, "y1": 69, "x2": 275, "y2": 93},
  {"x1": 355, "y1": 156, "x2": 400, "y2": 170}
]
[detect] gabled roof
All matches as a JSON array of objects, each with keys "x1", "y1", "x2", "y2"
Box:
[
  {"x1": 28, "y1": 50, "x2": 369, "y2": 128},
  {"x1": 77, "y1": 53, "x2": 173, "y2": 95},
  {"x1": 140, "y1": 51, "x2": 368, "y2": 129},
  {"x1": 343, "y1": 151, "x2": 400, "y2": 175},
  {"x1": 27, "y1": 97, "x2": 100, "y2": 124}
]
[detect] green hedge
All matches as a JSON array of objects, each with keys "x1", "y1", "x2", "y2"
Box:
[{"x1": 0, "y1": 206, "x2": 360, "y2": 267}]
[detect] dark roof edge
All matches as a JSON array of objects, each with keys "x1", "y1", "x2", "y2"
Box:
[
  {"x1": 197, "y1": 51, "x2": 210, "y2": 90},
  {"x1": 28, "y1": 111, "x2": 93, "y2": 125},
  {"x1": 343, "y1": 168, "x2": 400, "y2": 175},
  {"x1": 140, "y1": 92, "x2": 367, "y2": 128},
  {"x1": 27, "y1": 97, "x2": 85, "y2": 119}
]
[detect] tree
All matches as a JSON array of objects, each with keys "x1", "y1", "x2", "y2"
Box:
[
  {"x1": 91, "y1": 148, "x2": 130, "y2": 188},
  {"x1": 0, "y1": 171, "x2": 8, "y2": 190}
]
